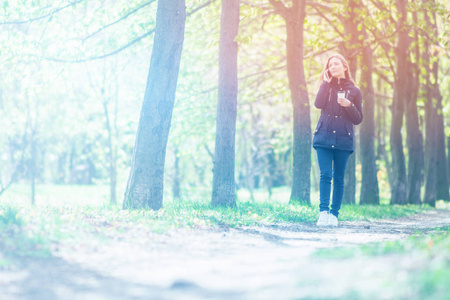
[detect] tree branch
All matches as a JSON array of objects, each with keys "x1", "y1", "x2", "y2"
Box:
[
  {"x1": 379, "y1": 42, "x2": 396, "y2": 79},
  {"x1": 368, "y1": 0, "x2": 397, "y2": 24},
  {"x1": 0, "y1": 0, "x2": 85, "y2": 25},
  {"x1": 83, "y1": 0, "x2": 156, "y2": 41},
  {"x1": 310, "y1": 4, "x2": 345, "y2": 38},
  {"x1": 241, "y1": 1, "x2": 272, "y2": 10},
  {"x1": 305, "y1": 1, "x2": 333, "y2": 12},
  {"x1": 43, "y1": 29, "x2": 155, "y2": 63},
  {"x1": 187, "y1": 0, "x2": 217, "y2": 16},
  {"x1": 268, "y1": 0, "x2": 288, "y2": 19},
  {"x1": 42, "y1": 0, "x2": 216, "y2": 63}
]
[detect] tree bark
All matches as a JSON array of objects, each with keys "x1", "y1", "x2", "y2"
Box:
[
  {"x1": 435, "y1": 88, "x2": 449, "y2": 201},
  {"x1": 422, "y1": 5, "x2": 436, "y2": 207},
  {"x1": 424, "y1": 86, "x2": 437, "y2": 207},
  {"x1": 211, "y1": 0, "x2": 240, "y2": 207},
  {"x1": 123, "y1": 0, "x2": 186, "y2": 210},
  {"x1": 359, "y1": 42, "x2": 380, "y2": 205},
  {"x1": 390, "y1": 0, "x2": 408, "y2": 205},
  {"x1": 447, "y1": 136, "x2": 450, "y2": 183},
  {"x1": 405, "y1": 21, "x2": 424, "y2": 204},
  {"x1": 103, "y1": 102, "x2": 117, "y2": 205},
  {"x1": 31, "y1": 136, "x2": 36, "y2": 205},
  {"x1": 402, "y1": 8, "x2": 424, "y2": 205},
  {"x1": 172, "y1": 148, "x2": 181, "y2": 200},
  {"x1": 376, "y1": 80, "x2": 393, "y2": 190},
  {"x1": 341, "y1": 0, "x2": 359, "y2": 205},
  {"x1": 423, "y1": 0, "x2": 449, "y2": 204},
  {"x1": 343, "y1": 155, "x2": 356, "y2": 204},
  {"x1": 341, "y1": 0, "x2": 379, "y2": 205},
  {"x1": 269, "y1": 0, "x2": 311, "y2": 204}
]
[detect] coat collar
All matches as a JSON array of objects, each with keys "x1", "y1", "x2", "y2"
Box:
[{"x1": 330, "y1": 77, "x2": 353, "y2": 88}]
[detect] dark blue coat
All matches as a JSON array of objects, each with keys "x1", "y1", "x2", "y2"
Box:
[{"x1": 312, "y1": 78, "x2": 363, "y2": 153}]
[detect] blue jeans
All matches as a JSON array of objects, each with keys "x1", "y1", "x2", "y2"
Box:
[{"x1": 315, "y1": 147, "x2": 351, "y2": 217}]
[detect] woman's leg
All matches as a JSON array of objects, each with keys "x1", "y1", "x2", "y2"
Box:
[
  {"x1": 315, "y1": 147, "x2": 333, "y2": 212},
  {"x1": 330, "y1": 150, "x2": 352, "y2": 217}
]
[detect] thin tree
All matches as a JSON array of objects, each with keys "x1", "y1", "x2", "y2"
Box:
[
  {"x1": 268, "y1": 0, "x2": 311, "y2": 204},
  {"x1": 423, "y1": 0, "x2": 449, "y2": 205},
  {"x1": 211, "y1": 0, "x2": 240, "y2": 207},
  {"x1": 405, "y1": 7, "x2": 424, "y2": 204},
  {"x1": 357, "y1": 2, "x2": 380, "y2": 205},
  {"x1": 341, "y1": 0, "x2": 360, "y2": 205},
  {"x1": 123, "y1": 0, "x2": 186, "y2": 210},
  {"x1": 390, "y1": 0, "x2": 408, "y2": 205}
]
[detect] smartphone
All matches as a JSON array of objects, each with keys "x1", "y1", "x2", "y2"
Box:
[
  {"x1": 326, "y1": 70, "x2": 332, "y2": 78},
  {"x1": 337, "y1": 91, "x2": 346, "y2": 100}
]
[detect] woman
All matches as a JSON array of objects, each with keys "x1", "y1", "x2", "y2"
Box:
[{"x1": 313, "y1": 54, "x2": 363, "y2": 227}]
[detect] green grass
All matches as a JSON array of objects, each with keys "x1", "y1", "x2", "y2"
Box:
[
  {"x1": 313, "y1": 227, "x2": 450, "y2": 299},
  {"x1": 0, "y1": 206, "x2": 51, "y2": 258},
  {"x1": 1, "y1": 183, "x2": 432, "y2": 229},
  {"x1": 0, "y1": 183, "x2": 434, "y2": 232},
  {"x1": 338, "y1": 204, "x2": 432, "y2": 221},
  {"x1": 1, "y1": 183, "x2": 446, "y2": 298},
  {"x1": 314, "y1": 226, "x2": 450, "y2": 259},
  {"x1": 0, "y1": 183, "x2": 439, "y2": 261}
]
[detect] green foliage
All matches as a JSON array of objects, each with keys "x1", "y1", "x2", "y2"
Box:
[
  {"x1": 0, "y1": 206, "x2": 51, "y2": 258},
  {"x1": 0, "y1": 207, "x2": 23, "y2": 227},
  {"x1": 0, "y1": 182, "x2": 434, "y2": 263},
  {"x1": 1, "y1": 0, "x2": 449, "y2": 206},
  {"x1": 72, "y1": 200, "x2": 429, "y2": 232},
  {"x1": 339, "y1": 204, "x2": 431, "y2": 221}
]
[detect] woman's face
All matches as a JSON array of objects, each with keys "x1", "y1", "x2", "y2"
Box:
[{"x1": 328, "y1": 57, "x2": 347, "y2": 79}]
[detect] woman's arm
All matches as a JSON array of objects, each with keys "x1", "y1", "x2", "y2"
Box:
[
  {"x1": 314, "y1": 81, "x2": 331, "y2": 109},
  {"x1": 343, "y1": 88, "x2": 363, "y2": 125}
]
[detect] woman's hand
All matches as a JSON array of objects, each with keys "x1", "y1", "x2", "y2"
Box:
[
  {"x1": 338, "y1": 97, "x2": 352, "y2": 107},
  {"x1": 324, "y1": 69, "x2": 332, "y2": 83}
]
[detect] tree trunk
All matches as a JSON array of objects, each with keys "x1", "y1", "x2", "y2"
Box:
[
  {"x1": 267, "y1": 147, "x2": 285, "y2": 187},
  {"x1": 269, "y1": 0, "x2": 310, "y2": 204},
  {"x1": 341, "y1": 1, "x2": 359, "y2": 205},
  {"x1": 390, "y1": 0, "x2": 408, "y2": 205},
  {"x1": 423, "y1": 0, "x2": 449, "y2": 204},
  {"x1": 211, "y1": 0, "x2": 240, "y2": 207},
  {"x1": 172, "y1": 148, "x2": 181, "y2": 200},
  {"x1": 422, "y1": 5, "x2": 436, "y2": 207},
  {"x1": 376, "y1": 79, "x2": 393, "y2": 189},
  {"x1": 103, "y1": 102, "x2": 117, "y2": 205},
  {"x1": 435, "y1": 88, "x2": 449, "y2": 201},
  {"x1": 359, "y1": 42, "x2": 380, "y2": 205},
  {"x1": 404, "y1": 9, "x2": 424, "y2": 205},
  {"x1": 447, "y1": 137, "x2": 450, "y2": 183},
  {"x1": 31, "y1": 137, "x2": 36, "y2": 205},
  {"x1": 424, "y1": 88, "x2": 437, "y2": 207},
  {"x1": 123, "y1": 0, "x2": 186, "y2": 210},
  {"x1": 343, "y1": 155, "x2": 356, "y2": 204},
  {"x1": 287, "y1": 3, "x2": 311, "y2": 205},
  {"x1": 405, "y1": 25, "x2": 424, "y2": 204},
  {"x1": 341, "y1": 0, "x2": 379, "y2": 205}
]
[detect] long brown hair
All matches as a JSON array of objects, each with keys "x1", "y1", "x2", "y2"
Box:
[{"x1": 319, "y1": 53, "x2": 355, "y2": 85}]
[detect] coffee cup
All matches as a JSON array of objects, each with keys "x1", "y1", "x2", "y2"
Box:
[{"x1": 337, "y1": 91, "x2": 345, "y2": 100}]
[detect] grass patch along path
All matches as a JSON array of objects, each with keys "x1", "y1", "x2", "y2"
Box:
[{"x1": 1, "y1": 202, "x2": 450, "y2": 300}]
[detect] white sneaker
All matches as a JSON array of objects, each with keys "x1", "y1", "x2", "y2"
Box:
[
  {"x1": 328, "y1": 213, "x2": 338, "y2": 227},
  {"x1": 317, "y1": 211, "x2": 329, "y2": 226}
]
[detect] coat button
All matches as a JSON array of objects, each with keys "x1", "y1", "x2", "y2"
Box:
[
  {"x1": 332, "y1": 145, "x2": 334, "y2": 148},
  {"x1": 348, "y1": 133, "x2": 351, "y2": 135},
  {"x1": 333, "y1": 131, "x2": 336, "y2": 133}
]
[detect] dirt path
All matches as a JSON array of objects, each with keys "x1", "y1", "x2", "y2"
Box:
[{"x1": 1, "y1": 209, "x2": 450, "y2": 300}]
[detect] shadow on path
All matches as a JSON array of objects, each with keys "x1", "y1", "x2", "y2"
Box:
[{"x1": 1, "y1": 255, "x2": 244, "y2": 300}]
